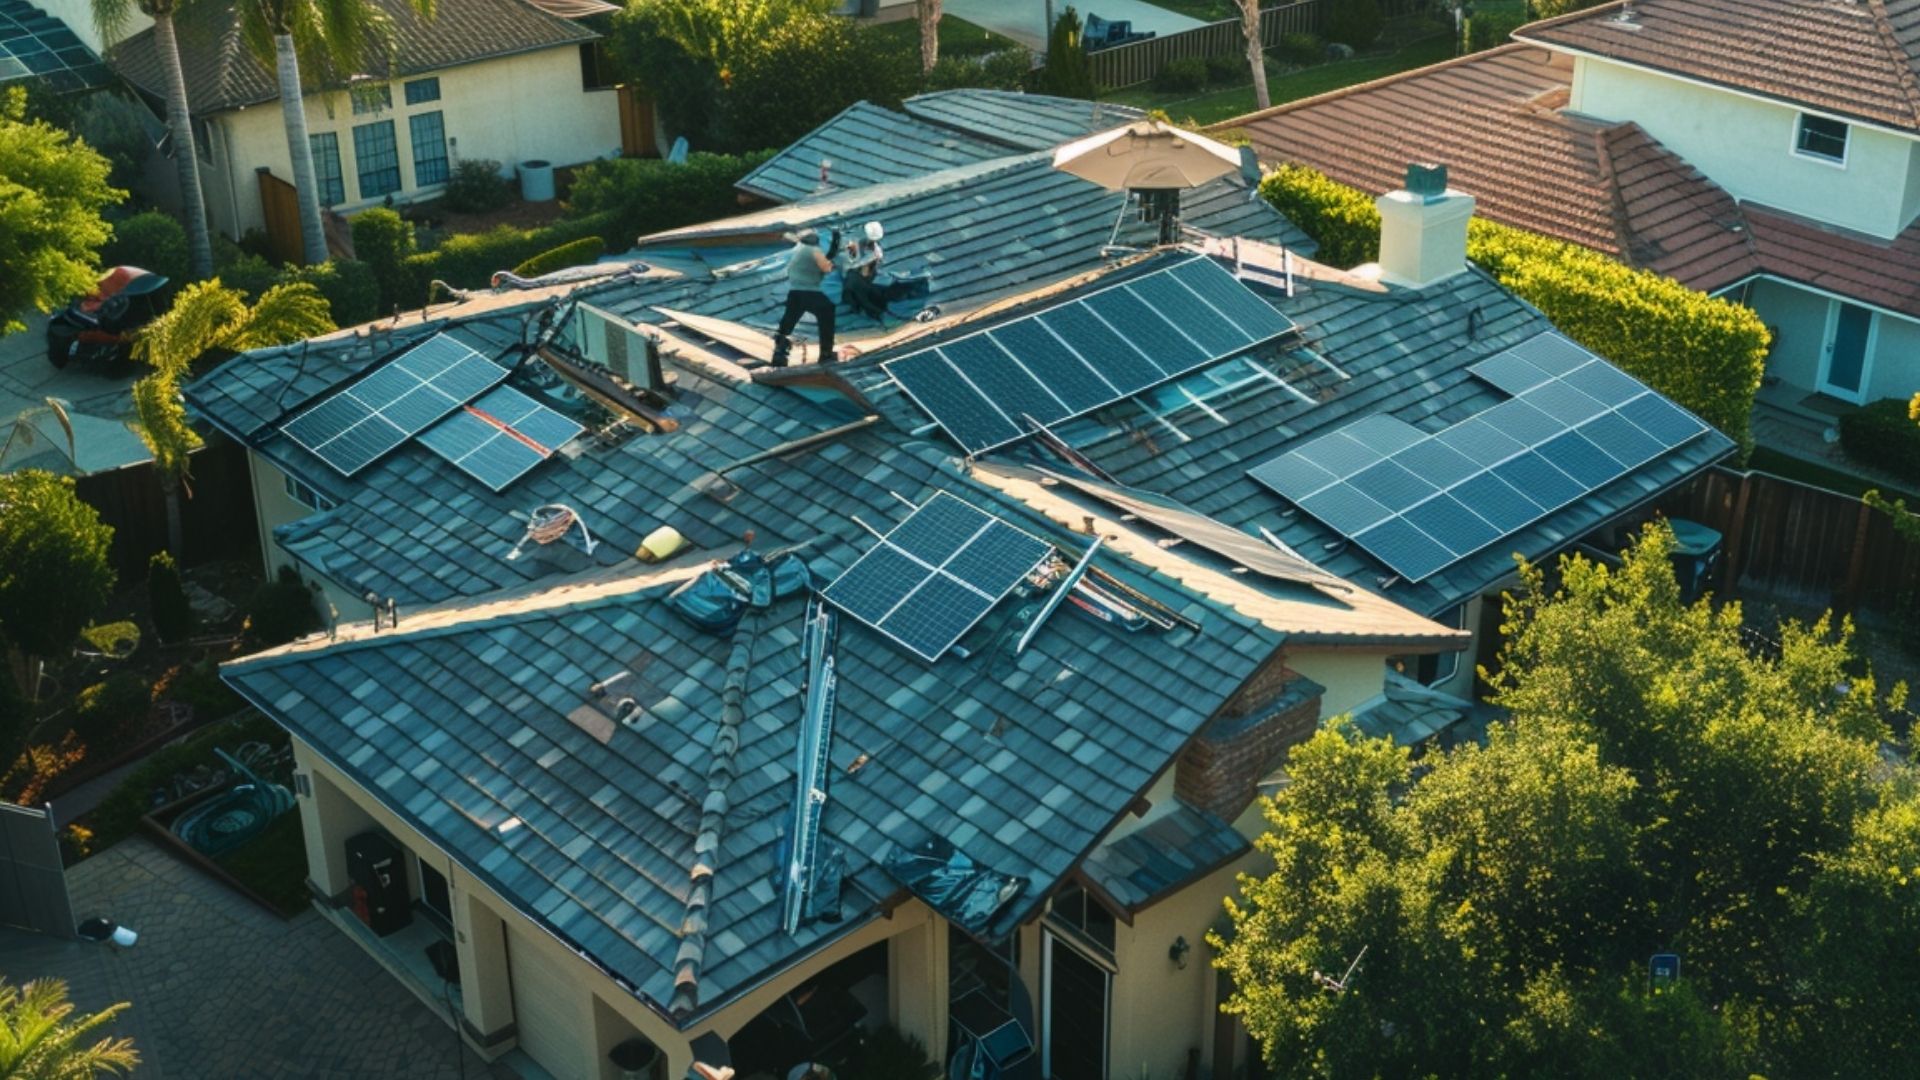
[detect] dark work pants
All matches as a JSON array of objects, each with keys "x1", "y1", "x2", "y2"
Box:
[{"x1": 773, "y1": 288, "x2": 835, "y2": 365}]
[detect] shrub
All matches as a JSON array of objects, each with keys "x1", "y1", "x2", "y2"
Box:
[
  {"x1": 568, "y1": 150, "x2": 774, "y2": 242},
  {"x1": 723, "y1": 19, "x2": 918, "y2": 149},
  {"x1": 1464, "y1": 8, "x2": 1525, "y2": 53},
  {"x1": 443, "y1": 158, "x2": 511, "y2": 214},
  {"x1": 243, "y1": 565, "x2": 320, "y2": 648},
  {"x1": 350, "y1": 208, "x2": 416, "y2": 315},
  {"x1": 1258, "y1": 164, "x2": 1769, "y2": 450},
  {"x1": 154, "y1": 660, "x2": 244, "y2": 719},
  {"x1": 1206, "y1": 52, "x2": 1244, "y2": 86},
  {"x1": 78, "y1": 621, "x2": 140, "y2": 657},
  {"x1": 412, "y1": 210, "x2": 616, "y2": 293},
  {"x1": 513, "y1": 236, "x2": 605, "y2": 278},
  {"x1": 148, "y1": 551, "x2": 193, "y2": 644},
  {"x1": 102, "y1": 211, "x2": 190, "y2": 285},
  {"x1": 1840, "y1": 398, "x2": 1920, "y2": 486},
  {"x1": 1153, "y1": 56, "x2": 1209, "y2": 93},
  {"x1": 1032, "y1": 6, "x2": 1095, "y2": 99},
  {"x1": 1276, "y1": 31, "x2": 1323, "y2": 66},
  {"x1": 283, "y1": 260, "x2": 380, "y2": 327},
  {"x1": 1325, "y1": 0, "x2": 1384, "y2": 48},
  {"x1": 924, "y1": 48, "x2": 1033, "y2": 91},
  {"x1": 72, "y1": 672, "x2": 149, "y2": 746},
  {"x1": 216, "y1": 252, "x2": 282, "y2": 302}
]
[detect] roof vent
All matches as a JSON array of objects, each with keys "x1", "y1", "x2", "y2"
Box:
[{"x1": 1611, "y1": 2, "x2": 1642, "y2": 28}]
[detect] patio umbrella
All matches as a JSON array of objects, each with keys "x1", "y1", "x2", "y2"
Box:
[{"x1": 1051, "y1": 120, "x2": 1243, "y2": 192}]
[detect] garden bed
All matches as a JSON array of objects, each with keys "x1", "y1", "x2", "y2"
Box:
[{"x1": 140, "y1": 780, "x2": 309, "y2": 918}]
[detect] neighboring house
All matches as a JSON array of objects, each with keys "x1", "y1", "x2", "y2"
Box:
[
  {"x1": 189, "y1": 109, "x2": 1731, "y2": 1080},
  {"x1": 1227, "y1": 0, "x2": 1920, "y2": 428},
  {"x1": 39, "y1": 0, "x2": 624, "y2": 244}
]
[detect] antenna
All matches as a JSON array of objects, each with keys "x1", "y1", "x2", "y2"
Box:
[{"x1": 1313, "y1": 944, "x2": 1368, "y2": 994}]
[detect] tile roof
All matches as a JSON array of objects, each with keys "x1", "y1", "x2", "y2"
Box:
[
  {"x1": 1079, "y1": 803, "x2": 1250, "y2": 914},
  {"x1": 0, "y1": 0, "x2": 111, "y2": 92},
  {"x1": 1516, "y1": 0, "x2": 1920, "y2": 133},
  {"x1": 223, "y1": 425, "x2": 1286, "y2": 1022},
  {"x1": 1745, "y1": 204, "x2": 1920, "y2": 317},
  {"x1": 107, "y1": 0, "x2": 594, "y2": 114},
  {"x1": 734, "y1": 101, "x2": 1011, "y2": 204},
  {"x1": 902, "y1": 90, "x2": 1147, "y2": 150}
]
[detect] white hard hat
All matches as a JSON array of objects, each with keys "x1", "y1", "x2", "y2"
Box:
[{"x1": 863, "y1": 221, "x2": 884, "y2": 242}]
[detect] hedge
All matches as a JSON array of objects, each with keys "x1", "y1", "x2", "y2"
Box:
[
  {"x1": 402, "y1": 210, "x2": 618, "y2": 301},
  {"x1": 1257, "y1": 165, "x2": 1769, "y2": 451},
  {"x1": 1839, "y1": 397, "x2": 1920, "y2": 486},
  {"x1": 566, "y1": 149, "x2": 775, "y2": 243},
  {"x1": 513, "y1": 236, "x2": 605, "y2": 278}
]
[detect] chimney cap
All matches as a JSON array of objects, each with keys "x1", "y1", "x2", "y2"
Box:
[{"x1": 1405, "y1": 163, "x2": 1449, "y2": 199}]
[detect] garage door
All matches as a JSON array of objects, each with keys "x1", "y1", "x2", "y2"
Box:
[{"x1": 509, "y1": 927, "x2": 590, "y2": 1080}]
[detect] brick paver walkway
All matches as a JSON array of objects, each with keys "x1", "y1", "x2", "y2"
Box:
[{"x1": 0, "y1": 836, "x2": 499, "y2": 1079}]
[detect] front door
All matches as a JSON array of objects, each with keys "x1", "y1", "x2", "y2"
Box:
[
  {"x1": 1042, "y1": 931, "x2": 1110, "y2": 1080},
  {"x1": 1819, "y1": 300, "x2": 1876, "y2": 404}
]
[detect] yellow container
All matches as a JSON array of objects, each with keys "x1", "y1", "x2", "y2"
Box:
[{"x1": 637, "y1": 525, "x2": 687, "y2": 563}]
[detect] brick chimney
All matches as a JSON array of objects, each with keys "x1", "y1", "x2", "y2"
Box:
[
  {"x1": 1375, "y1": 162, "x2": 1475, "y2": 290},
  {"x1": 1175, "y1": 654, "x2": 1324, "y2": 819}
]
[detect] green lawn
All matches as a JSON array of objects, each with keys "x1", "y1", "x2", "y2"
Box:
[
  {"x1": 867, "y1": 16, "x2": 1022, "y2": 59},
  {"x1": 215, "y1": 810, "x2": 311, "y2": 917},
  {"x1": 1105, "y1": 34, "x2": 1457, "y2": 126},
  {"x1": 1747, "y1": 447, "x2": 1919, "y2": 502},
  {"x1": 1138, "y1": 0, "x2": 1236, "y2": 21}
]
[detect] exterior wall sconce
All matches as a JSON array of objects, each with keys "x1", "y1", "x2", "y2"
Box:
[{"x1": 1169, "y1": 936, "x2": 1191, "y2": 969}]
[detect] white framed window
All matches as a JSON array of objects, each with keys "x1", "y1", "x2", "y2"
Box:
[
  {"x1": 284, "y1": 473, "x2": 335, "y2": 511},
  {"x1": 1793, "y1": 113, "x2": 1849, "y2": 165}
]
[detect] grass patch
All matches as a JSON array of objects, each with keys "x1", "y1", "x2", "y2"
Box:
[
  {"x1": 85, "y1": 712, "x2": 286, "y2": 854},
  {"x1": 866, "y1": 16, "x2": 1024, "y2": 59},
  {"x1": 1747, "y1": 447, "x2": 1920, "y2": 502},
  {"x1": 1106, "y1": 34, "x2": 1456, "y2": 126},
  {"x1": 214, "y1": 810, "x2": 311, "y2": 917},
  {"x1": 1137, "y1": 0, "x2": 1235, "y2": 21}
]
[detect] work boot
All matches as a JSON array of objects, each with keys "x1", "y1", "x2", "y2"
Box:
[{"x1": 770, "y1": 334, "x2": 791, "y2": 368}]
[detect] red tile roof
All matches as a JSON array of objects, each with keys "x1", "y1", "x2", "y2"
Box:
[
  {"x1": 1516, "y1": 0, "x2": 1920, "y2": 132},
  {"x1": 1220, "y1": 43, "x2": 1920, "y2": 319}
]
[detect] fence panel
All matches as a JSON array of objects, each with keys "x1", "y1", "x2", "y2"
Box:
[
  {"x1": 1088, "y1": 0, "x2": 1327, "y2": 91},
  {"x1": 0, "y1": 801, "x2": 74, "y2": 938},
  {"x1": 73, "y1": 436, "x2": 262, "y2": 580}
]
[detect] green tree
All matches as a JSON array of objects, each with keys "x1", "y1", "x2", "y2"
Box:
[
  {"x1": 0, "y1": 473, "x2": 115, "y2": 700},
  {"x1": 0, "y1": 978, "x2": 137, "y2": 1079},
  {"x1": 0, "y1": 88, "x2": 122, "y2": 336},
  {"x1": 132, "y1": 278, "x2": 333, "y2": 552},
  {"x1": 723, "y1": 18, "x2": 917, "y2": 148},
  {"x1": 1863, "y1": 391, "x2": 1920, "y2": 541},
  {"x1": 611, "y1": 0, "x2": 833, "y2": 143},
  {"x1": 1032, "y1": 7, "x2": 1094, "y2": 99},
  {"x1": 1217, "y1": 525, "x2": 1910, "y2": 1078},
  {"x1": 89, "y1": 0, "x2": 213, "y2": 279}
]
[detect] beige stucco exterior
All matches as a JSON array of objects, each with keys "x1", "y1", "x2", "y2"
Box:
[
  {"x1": 187, "y1": 45, "x2": 620, "y2": 241},
  {"x1": 244, "y1": 450, "x2": 377, "y2": 624}
]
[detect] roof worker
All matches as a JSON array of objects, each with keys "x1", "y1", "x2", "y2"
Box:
[
  {"x1": 772, "y1": 226, "x2": 842, "y2": 367},
  {"x1": 842, "y1": 221, "x2": 888, "y2": 322}
]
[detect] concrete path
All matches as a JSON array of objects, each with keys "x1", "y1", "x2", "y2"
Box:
[
  {"x1": 0, "y1": 836, "x2": 499, "y2": 1079},
  {"x1": 945, "y1": 0, "x2": 1206, "y2": 50},
  {"x1": 0, "y1": 314, "x2": 150, "y2": 474}
]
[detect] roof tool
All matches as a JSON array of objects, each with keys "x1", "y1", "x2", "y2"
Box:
[
  {"x1": 506, "y1": 503, "x2": 598, "y2": 560},
  {"x1": 781, "y1": 597, "x2": 840, "y2": 934},
  {"x1": 1016, "y1": 536, "x2": 1102, "y2": 654}
]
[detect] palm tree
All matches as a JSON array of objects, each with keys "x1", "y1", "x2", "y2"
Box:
[
  {"x1": 236, "y1": 0, "x2": 435, "y2": 265},
  {"x1": 0, "y1": 978, "x2": 138, "y2": 1079},
  {"x1": 916, "y1": 0, "x2": 940, "y2": 74},
  {"x1": 1238, "y1": 0, "x2": 1270, "y2": 111},
  {"x1": 133, "y1": 278, "x2": 334, "y2": 552},
  {"x1": 91, "y1": 0, "x2": 213, "y2": 280}
]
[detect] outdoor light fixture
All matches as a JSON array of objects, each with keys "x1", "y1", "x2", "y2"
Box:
[{"x1": 1169, "y1": 936, "x2": 1191, "y2": 969}]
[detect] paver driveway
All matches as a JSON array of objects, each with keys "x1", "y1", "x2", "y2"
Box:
[{"x1": 0, "y1": 836, "x2": 501, "y2": 1079}]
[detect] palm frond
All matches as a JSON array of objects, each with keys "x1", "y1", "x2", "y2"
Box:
[
  {"x1": 133, "y1": 278, "x2": 247, "y2": 376},
  {"x1": 227, "y1": 281, "x2": 335, "y2": 350}
]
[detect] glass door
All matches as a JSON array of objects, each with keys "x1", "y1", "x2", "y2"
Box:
[
  {"x1": 1819, "y1": 301, "x2": 1875, "y2": 404},
  {"x1": 1042, "y1": 931, "x2": 1110, "y2": 1080}
]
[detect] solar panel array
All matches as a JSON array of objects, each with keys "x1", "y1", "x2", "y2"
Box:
[
  {"x1": 822, "y1": 492, "x2": 1053, "y2": 662},
  {"x1": 1247, "y1": 332, "x2": 1711, "y2": 583},
  {"x1": 282, "y1": 336, "x2": 509, "y2": 477},
  {"x1": 883, "y1": 257, "x2": 1295, "y2": 455},
  {"x1": 417, "y1": 385, "x2": 584, "y2": 492},
  {"x1": 0, "y1": 0, "x2": 110, "y2": 91}
]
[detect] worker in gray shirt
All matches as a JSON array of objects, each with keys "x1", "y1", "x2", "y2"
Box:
[{"x1": 772, "y1": 227, "x2": 841, "y2": 366}]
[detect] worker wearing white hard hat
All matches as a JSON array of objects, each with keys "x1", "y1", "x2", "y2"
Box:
[{"x1": 843, "y1": 221, "x2": 888, "y2": 321}]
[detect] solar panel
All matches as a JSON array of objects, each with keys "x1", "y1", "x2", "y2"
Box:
[
  {"x1": 0, "y1": 0, "x2": 111, "y2": 92},
  {"x1": 1247, "y1": 334, "x2": 1714, "y2": 582},
  {"x1": 822, "y1": 492, "x2": 1052, "y2": 662},
  {"x1": 281, "y1": 335, "x2": 509, "y2": 477},
  {"x1": 883, "y1": 256, "x2": 1296, "y2": 454},
  {"x1": 417, "y1": 385, "x2": 584, "y2": 492}
]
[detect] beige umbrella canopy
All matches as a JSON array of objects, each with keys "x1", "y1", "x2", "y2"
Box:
[{"x1": 1052, "y1": 120, "x2": 1243, "y2": 191}]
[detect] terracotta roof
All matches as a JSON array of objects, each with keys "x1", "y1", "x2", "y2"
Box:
[
  {"x1": 1516, "y1": 0, "x2": 1920, "y2": 132},
  {"x1": 107, "y1": 0, "x2": 594, "y2": 114},
  {"x1": 1224, "y1": 45, "x2": 1756, "y2": 288},
  {"x1": 1746, "y1": 204, "x2": 1920, "y2": 315}
]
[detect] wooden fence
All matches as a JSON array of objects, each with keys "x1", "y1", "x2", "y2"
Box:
[
  {"x1": 1088, "y1": 0, "x2": 1329, "y2": 91},
  {"x1": 1653, "y1": 466, "x2": 1920, "y2": 616},
  {"x1": 74, "y1": 436, "x2": 262, "y2": 580}
]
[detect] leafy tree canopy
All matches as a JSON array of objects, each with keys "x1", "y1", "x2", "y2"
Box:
[
  {"x1": 1216, "y1": 524, "x2": 1915, "y2": 1078},
  {"x1": 0, "y1": 87, "x2": 123, "y2": 336},
  {"x1": 0, "y1": 471, "x2": 115, "y2": 660}
]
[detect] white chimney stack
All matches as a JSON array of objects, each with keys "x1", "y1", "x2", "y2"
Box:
[{"x1": 1375, "y1": 163, "x2": 1475, "y2": 290}]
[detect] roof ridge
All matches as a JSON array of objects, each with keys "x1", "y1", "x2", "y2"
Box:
[
  {"x1": 1861, "y1": 0, "x2": 1920, "y2": 128},
  {"x1": 668, "y1": 606, "x2": 761, "y2": 1018},
  {"x1": 1205, "y1": 42, "x2": 1544, "y2": 132},
  {"x1": 1591, "y1": 123, "x2": 1640, "y2": 260},
  {"x1": 1508, "y1": 0, "x2": 1629, "y2": 42},
  {"x1": 1601, "y1": 120, "x2": 1760, "y2": 268}
]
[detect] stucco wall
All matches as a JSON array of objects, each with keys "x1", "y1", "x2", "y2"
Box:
[
  {"x1": 1569, "y1": 56, "x2": 1920, "y2": 238},
  {"x1": 1285, "y1": 650, "x2": 1388, "y2": 719},
  {"x1": 1867, "y1": 310, "x2": 1920, "y2": 403},
  {"x1": 1747, "y1": 278, "x2": 1832, "y2": 391},
  {"x1": 244, "y1": 450, "x2": 375, "y2": 623},
  {"x1": 207, "y1": 45, "x2": 620, "y2": 238}
]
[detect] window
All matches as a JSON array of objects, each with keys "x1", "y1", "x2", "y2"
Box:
[
  {"x1": 349, "y1": 82, "x2": 392, "y2": 116},
  {"x1": 579, "y1": 41, "x2": 618, "y2": 91},
  {"x1": 284, "y1": 473, "x2": 335, "y2": 511},
  {"x1": 190, "y1": 116, "x2": 213, "y2": 164},
  {"x1": 409, "y1": 110, "x2": 448, "y2": 186},
  {"x1": 1794, "y1": 114, "x2": 1848, "y2": 163},
  {"x1": 352, "y1": 119, "x2": 401, "y2": 198},
  {"x1": 1046, "y1": 883, "x2": 1116, "y2": 959},
  {"x1": 403, "y1": 77, "x2": 440, "y2": 105},
  {"x1": 309, "y1": 131, "x2": 345, "y2": 206}
]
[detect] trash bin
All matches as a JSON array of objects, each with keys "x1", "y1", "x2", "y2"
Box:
[
  {"x1": 1667, "y1": 517, "x2": 1723, "y2": 603},
  {"x1": 518, "y1": 159, "x2": 555, "y2": 202},
  {"x1": 607, "y1": 1036, "x2": 661, "y2": 1080}
]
